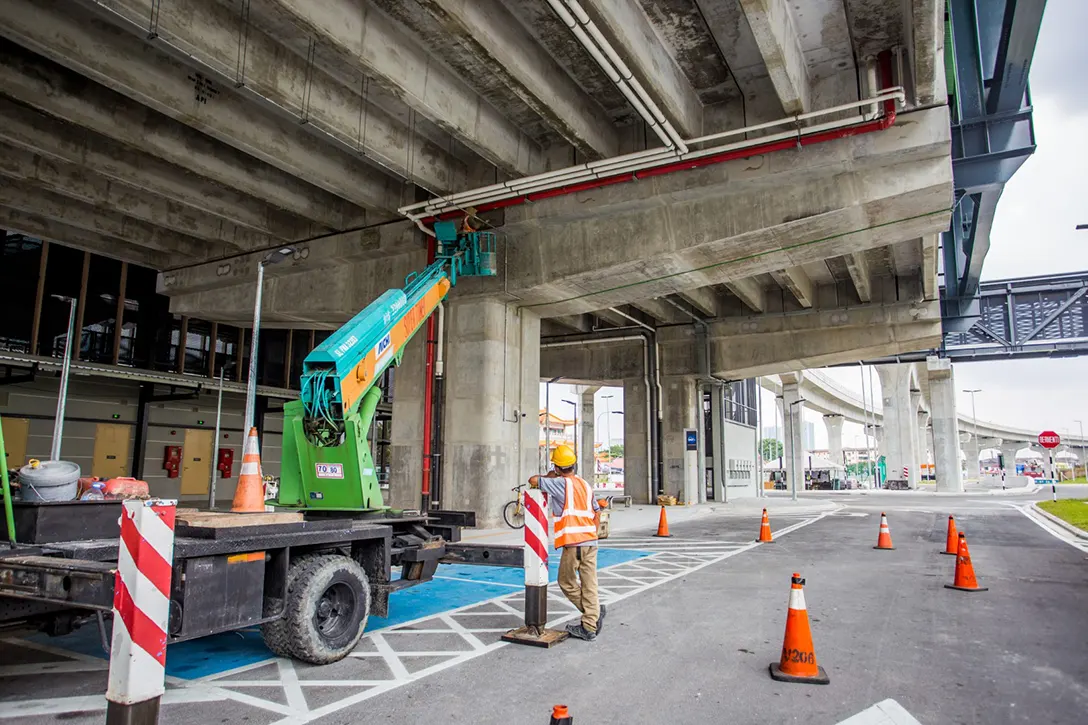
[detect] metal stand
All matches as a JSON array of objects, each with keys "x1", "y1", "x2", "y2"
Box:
[{"x1": 105, "y1": 697, "x2": 161, "y2": 725}]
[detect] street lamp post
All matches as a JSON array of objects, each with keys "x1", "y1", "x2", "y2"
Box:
[
  {"x1": 244, "y1": 247, "x2": 297, "y2": 436},
  {"x1": 1076, "y1": 420, "x2": 1085, "y2": 481},
  {"x1": 49, "y1": 295, "x2": 78, "y2": 461},
  {"x1": 963, "y1": 388, "x2": 981, "y2": 481},
  {"x1": 560, "y1": 399, "x2": 578, "y2": 463}
]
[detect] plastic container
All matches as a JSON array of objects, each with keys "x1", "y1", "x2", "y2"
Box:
[
  {"x1": 81, "y1": 481, "x2": 106, "y2": 501},
  {"x1": 18, "y1": 460, "x2": 81, "y2": 502}
]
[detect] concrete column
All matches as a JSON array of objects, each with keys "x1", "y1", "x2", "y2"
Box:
[
  {"x1": 780, "y1": 372, "x2": 805, "y2": 494},
  {"x1": 926, "y1": 356, "x2": 963, "y2": 492},
  {"x1": 877, "y1": 365, "x2": 919, "y2": 488},
  {"x1": 909, "y1": 389, "x2": 923, "y2": 485},
  {"x1": 662, "y1": 376, "x2": 699, "y2": 504},
  {"x1": 710, "y1": 385, "x2": 726, "y2": 502},
  {"x1": 623, "y1": 378, "x2": 651, "y2": 504},
  {"x1": 1000, "y1": 442, "x2": 1021, "y2": 483},
  {"x1": 441, "y1": 299, "x2": 539, "y2": 528},
  {"x1": 916, "y1": 411, "x2": 931, "y2": 484},
  {"x1": 823, "y1": 414, "x2": 844, "y2": 468},
  {"x1": 578, "y1": 386, "x2": 599, "y2": 482},
  {"x1": 388, "y1": 333, "x2": 425, "y2": 509}
]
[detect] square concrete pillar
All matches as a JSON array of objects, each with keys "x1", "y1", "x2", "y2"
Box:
[
  {"x1": 388, "y1": 332, "x2": 425, "y2": 509},
  {"x1": 578, "y1": 386, "x2": 598, "y2": 482},
  {"x1": 623, "y1": 378, "x2": 651, "y2": 504},
  {"x1": 662, "y1": 376, "x2": 699, "y2": 504},
  {"x1": 926, "y1": 356, "x2": 963, "y2": 492},
  {"x1": 441, "y1": 299, "x2": 539, "y2": 527},
  {"x1": 877, "y1": 364, "x2": 919, "y2": 488},
  {"x1": 823, "y1": 414, "x2": 844, "y2": 468},
  {"x1": 781, "y1": 373, "x2": 805, "y2": 495}
]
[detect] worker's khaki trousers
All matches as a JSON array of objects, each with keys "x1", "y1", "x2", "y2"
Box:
[{"x1": 557, "y1": 545, "x2": 599, "y2": 632}]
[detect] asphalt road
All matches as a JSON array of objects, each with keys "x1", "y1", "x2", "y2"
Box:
[{"x1": 314, "y1": 498, "x2": 1087, "y2": 725}]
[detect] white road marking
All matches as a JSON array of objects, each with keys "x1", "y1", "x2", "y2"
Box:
[
  {"x1": 836, "y1": 698, "x2": 923, "y2": 724},
  {"x1": 1012, "y1": 503, "x2": 1088, "y2": 553}
]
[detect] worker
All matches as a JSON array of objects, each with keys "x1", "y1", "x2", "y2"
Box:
[
  {"x1": 460, "y1": 205, "x2": 481, "y2": 234},
  {"x1": 528, "y1": 444, "x2": 604, "y2": 641}
]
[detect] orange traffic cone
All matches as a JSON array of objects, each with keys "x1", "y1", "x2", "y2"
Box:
[
  {"x1": 653, "y1": 506, "x2": 673, "y2": 537},
  {"x1": 769, "y1": 572, "x2": 829, "y2": 685},
  {"x1": 231, "y1": 427, "x2": 265, "y2": 512},
  {"x1": 756, "y1": 508, "x2": 774, "y2": 543},
  {"x1": 873, "y1": 512, "x2": 895, "y2": 550},
  {"x1": 549, "y1": 705, "x2": 572, "y2": 724},
  {"x1": 941, "y1": 515, "x2": 958, "y2": 555},
  {"x1": 945, "y1": 532, "x2": 988, "y2": 592}
]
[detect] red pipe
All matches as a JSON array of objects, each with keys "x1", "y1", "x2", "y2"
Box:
[
  {"x1": 424, "y1": 52, "x2": 897, "y2": 225},
  {"x1": 421, "y1": 233, "x2": 437, "y2": 507}
]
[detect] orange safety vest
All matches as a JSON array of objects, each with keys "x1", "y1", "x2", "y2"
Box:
[{"x1": 554, "y1": 474, "x2": 598, "y2": 548}]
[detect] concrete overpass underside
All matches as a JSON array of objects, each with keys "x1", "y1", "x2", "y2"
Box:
[{"x1": 0, "y1": 0, "x2": 951, "y2": 522}]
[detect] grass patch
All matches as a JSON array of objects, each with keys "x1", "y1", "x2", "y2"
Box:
[{"x1": 1037, "y1": 499, "x2": 1088, "y2": 531}]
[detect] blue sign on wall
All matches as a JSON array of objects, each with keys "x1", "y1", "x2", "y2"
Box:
[{"x1": 685, "y1": 429, "x2": 698, "y2": 451}]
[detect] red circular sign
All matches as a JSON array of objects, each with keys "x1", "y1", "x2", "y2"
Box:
[{"x1": 1038, "y1": 431, "x2": 1061, "y2": 449}]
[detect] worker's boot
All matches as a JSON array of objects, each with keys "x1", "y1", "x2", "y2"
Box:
[{"x1": 565, "y1": 623, "x2": 596, "y2": 641}]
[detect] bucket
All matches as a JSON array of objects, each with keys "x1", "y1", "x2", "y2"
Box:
[{"x1": 18, "y1": 460, "x2": 81, "y2": 502}]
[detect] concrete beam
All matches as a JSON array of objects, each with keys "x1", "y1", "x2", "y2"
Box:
[
  {"x1": 0, "y1": 0, "x2": 395, "y2": 216},
  {"x1": 911, "y1": 0, "x2": 946, "y2": 106},
  {"x1": 159, "y1": 222, "x2": 425, "y2": 297},
  {"x1": 770, "y1": 266, "x2": 815, "y2": 308},
  {"x1": 580, "y1": 0, "x2": 703, "y2": 138},
  {"x1": 658, "y1": 298, "x2": 943, "y2": 379},
  {"x1": 0, "y1": 205, "x2": 170, "y2": 268},
  {"x1": 0, "y1": 142, "x2": 264, "y2": 253},
  {"x1": 85, "y1": 0, "x2": 470, "y2": 193},
  {"x1": 263, "y1": 0, "x2": 542, "y2": 176},
  {"x1": 0, "y1": 42, "x2": 362, "y2": 232},
  {"x1": 0, "y1": 177, "x2": 216, "y2": 262},
  {"x1": 676, "y1": 286, "x2": 726, "y2": 318},
  {"x1": 844, "y1": 252, "x2": 872, "y2": 303},
  {"x1": 629, "y1": 298, "x2": 688, "y2": 324},
  {"x1": 415, "y1": 0, "x2": 617, "y2": 158},
  {"x1": 0, "y1": 98, "x2": 317, "y2": 242},
  {"x1": 724, "y1": 278, "x2": 765, "y2": 313},
  {"x1": 738, "y1": 0, "x2": 811, "y2": 114},
  {"x1": 550, "y1": 315, "x2": 596, "y2": 333},
  {"x1": 541, "y1": 339, "x2": 644, "y2": 383},
  {"x1": 481, "y1": 106, "x2": 952, "y2": 317},
  {"x1": 592, "y1": 308, "x2": 635, "y2": 328}
]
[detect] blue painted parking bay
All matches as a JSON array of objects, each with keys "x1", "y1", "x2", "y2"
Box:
[{"x1": 33, "y1": 548, "x2": 650, "y2": 680}]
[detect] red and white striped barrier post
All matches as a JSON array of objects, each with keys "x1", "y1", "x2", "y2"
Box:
[
  {"x1": 502, "y1": 489, "x2": 568, "y2": 647},
  {"x1": 106, "y1": 499, "x2": 177, "y2": 725}
]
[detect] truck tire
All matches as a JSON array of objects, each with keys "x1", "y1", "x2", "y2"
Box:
[{"x1": 261, "y1": 554, "x2": 370, "y2": 665}]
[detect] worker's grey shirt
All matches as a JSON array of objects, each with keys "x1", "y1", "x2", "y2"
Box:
[{"x1": 536, "y1": 476, "x2": 600, "y2": 548}]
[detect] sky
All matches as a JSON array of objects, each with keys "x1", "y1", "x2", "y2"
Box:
[{"x1": 542, "y1": 1, "x2": 1088, "y2": 452}]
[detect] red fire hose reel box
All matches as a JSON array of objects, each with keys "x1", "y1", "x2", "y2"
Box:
[
  {"x1": 163, "y1": 445, "x2": 181, "y2": 478},
  {"x1": 216, "y1": 448, "x2": 234, "y2": 478}
]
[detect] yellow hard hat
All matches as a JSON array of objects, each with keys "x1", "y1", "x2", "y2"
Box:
[{"x1": 551, "y1": 444, "x2": 577, "y2": 468}]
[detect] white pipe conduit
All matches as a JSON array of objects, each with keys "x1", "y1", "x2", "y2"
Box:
[{"x1": 399, "y1": 88, "x2": 905, "y2": 221}]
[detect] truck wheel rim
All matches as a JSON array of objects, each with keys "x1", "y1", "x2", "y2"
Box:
[{"x1": 314, "y1": 582, "x2": 357, "y2": 639}]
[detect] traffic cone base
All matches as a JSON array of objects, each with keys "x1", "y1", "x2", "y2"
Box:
[
  {"x1": 653, "y1": 506, "x2": 673, "y2": 537},
  {"x1": 756, "y1": 508, "x2": 774, "y2": 543},
  {"x1": 769, "y1": 661, "x2": 830, "y2": 685},
  {"x1": 945, "y1": 583, "x2": 989, "y2": 592},
  {"x1": 768, "y1": 573, "x2": 829, "y2": 686},
  {"x1": 874, "y1": 512, "x2": 895, "y2": 550}
]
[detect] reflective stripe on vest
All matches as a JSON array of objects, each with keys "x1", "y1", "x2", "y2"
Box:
[{"x1": 554, "y1": 475, "x2": 598, "y2": 548}]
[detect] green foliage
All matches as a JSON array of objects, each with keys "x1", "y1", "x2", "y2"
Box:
[
  {"x1": 608, "y1": 444, "x2": 624, "y2": 459},
  {"x1": 1037, "y1": 499, "x2": 1088, "y2": 531},
  {"x1": 846, "y1": 461, "x2": 876, "y2": 477},
  {"x1": 760, "y1": 438, "x2": 783, "y2": 461}
]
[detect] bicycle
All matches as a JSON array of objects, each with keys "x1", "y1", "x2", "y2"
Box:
[{"x1": 502, "y1": 483, "x2": 527, "y2": 529}]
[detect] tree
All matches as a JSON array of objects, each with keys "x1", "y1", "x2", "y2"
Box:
[
  {"x1": 760, "y1": 438, "x2": 783, "y2": 461},
  {"x1": 608, "y1": 444, "x2": 624, "y2": 459}
]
